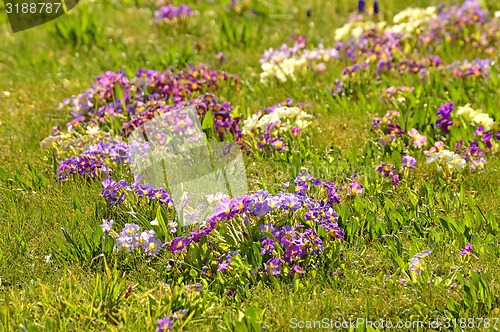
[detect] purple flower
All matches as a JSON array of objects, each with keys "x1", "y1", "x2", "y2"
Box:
[
  {"x1": 376, "y1": 163, "x2": 395, "y2": 177},
  {"x1": 214, "y1": 52, "x2": 227, "y2": 64},
  {"x1": 101, "y1": 176, "x2": 127, "y2": 205},
  {"x1": 156, "y1": 317, "x2": 174, "y2": 332},
  {"x1": 169, "y1": 236, "x2": 191, "y2": 253},
  {"x1": 409, "y1": 256, "x2": 423, "y2": 275},
  {"x1": 379, "y1": 134, "x2": 395, "y2": 146},
  {"x1": 265, "y1": 257, "x2": 282, "y2": 276},
  {"x1": 388, "y1": 123, "x2": 405, "y2": 136},
  {"x1": 290, "y1": 126, "x2": 301, "y2": 136},
  {"x1": 253, "y1": 200, "x2": 271, "y2": 217},
  {"x1": 428, "y1": 55, "x2": 442, "y2": 67},
  {"x1": 260, "y1": 237, "x2": 275, "y2": 255},
  {"x1": 101, "y1": 219, "x2": 114, "y2": 232},
  {"x1": 217, "y1": 258, "x2": 231, "y2": 272},
  {"x1": 154, "y1": 4, "x2": 194, "y2": 25},
  {"x1": 283, "y1": 245, "x2": 304, "y2": 263},
  {"x1": 371, "y1": 118, "x2": 382, "y2": 128},
  {"x1": 391, "y1": 174, "x2": 400, "y2": 186},
  {"x1": 122, "y1": 223, "x2": 140, "y2": 236},
  {"x1": 460, "y1": 244, "x2": 473, "y2": 256},
  {"x1": 436, "y1": 102, "x2": 454, "y2": 134},
  {"x1": 470, "y1": 158, "x2": 486, "y2": 171},
  {"x1": 271, "y1": 138, "x2": 287, "y2": 152},
  {"x1": 325, "y1": 224, "x2": 344, "y2": 240},
  {"x1": 474, "y1": 125, "x2": 485, "y2": 137},
  {"x1": 482, "y1": 132, "x2": 492, "y2": 148},
  {"x1": 401, "y1": 156, "x2": 417, "y2": 169},
  {"x1": 290, "y1": 265, "x2": 304, "y2": 276},
  {"x1": 330, "y1": 79, "x2": 344, "y2": 96},
  {"x1": 408, "y1": 128, "x2": 427, "y2": 148},
  {"x1": 280, "y1": 194, "x2": 302, "y2": 211},
  {"x1": 348, "y1": 180, "x2": 363, "y2": 196}
]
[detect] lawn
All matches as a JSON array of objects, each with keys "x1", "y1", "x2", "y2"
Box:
[{"x1": 0, "y1": 0, "x2": 499, "y2": 331}]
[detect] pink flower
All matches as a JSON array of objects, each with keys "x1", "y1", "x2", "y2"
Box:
[{"x1": 408, "y1": 128, "x2": 427, "y2": 148}]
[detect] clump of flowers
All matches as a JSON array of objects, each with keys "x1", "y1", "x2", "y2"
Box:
[
  {"x1": 53, "y1": 64, "x2": 240, "y2": 139},
  {"x1": 102, "y1": 220, "x2": 163, "y2": 256},
  {"x1": 41, "y1": 124, "x2": 123, "y2": 159},
  {"x1": 334, "y1": 13, "x2": 387, "y2": 41},
  {"x1": 454, "y1": 140, "x2": 490, "y2": 172},
  {"x1": 386, "y1": 7, "x2": 437, "y2": 35},
  {"x1": 370, "y1": 110, "x2": 405, "y2": 147},
  {"x1": 455, "y1": 103, "x2": 495, "y2": 132},
  {"x1": 420, "y1": 0, "x2": 499, "y2": 50},
  {"x1": 159, "y1": 173, "x2": 346, "y2": 277},
  {"x1": 445, "y1": 59, "x2": 494, "y2": 79},
  {"x1": 259, "y1": 37, "x2": 339, "y2": 84},
  {"x1": 376, "y1": 163, "x2": 400, "y2": 186},
  {"x1": 101, "y1": 175, "x2": 174, "y2": 206},
  {"x1": 424, "y1": 141, "x2": 466, "y2": 170},
  {"x1": 380, "y1": 86, "x2": 415, "y2": 104},
  {"x1": 56, "y1": 141, "x2": 132, "y2": 181},
  {"x1": 407, "y1": 128, "x2": 427, "y2": 148},
  {"x1": 241, "y1": 103, "x2": 313, "y2": 153},
  {"x1": 43, "y1": 64, "x2": 244, "y2": 210},
  {"x1": 153, "y1": 4, "x2": 194, "y2": 25}
]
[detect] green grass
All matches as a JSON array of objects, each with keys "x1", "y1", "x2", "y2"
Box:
[{"x1": 0, "y1": 0, "x2": 499, "y2": 330}]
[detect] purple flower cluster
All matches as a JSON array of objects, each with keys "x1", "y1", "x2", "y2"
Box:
[
  {"x1": 454, "y1": 140, "x2": 488, "y2": 171},
  {"x1": 336, "y1": 29, "x2": 402, "y2": 65},
  {"x1": 376, "y1": 163, "x2": 400, "y2": 186},
  {"x1": 258, "y1": 218, "x2": 338, "y2": 276},
  {"x1": 57, "y1": 142, "x2": 131, "y2": 181},
  {"x1": 162, "y1": 173, "x2": 346, "y2": 276},
  {"x1": 259, "y1": 36, "x2": 307, "y2": 64},
  {"x1": 101, "y1": 176, "x2": 173, "y2": 206},
  {"x1": 106, "y1": 222, "x2": 163, "y2": 256},
  {"x1": 153, "y1": 4, "x2": 194, "y2": 25},
  {"x1": 421, "y1": 0, "x2": 497, "y2": 49},
  {"x1": 257, "y1": 124, "x2": 287, "y2": 152},
  {"x1": 445, "y1": 59, "x2": 494, "y2": 78},
  {"x1": 57, "y1": 64, "x2": 241, "y2": 140},
  {"x1": 380, "y1": 86, "x2": 414, "y2": 102},
  {"x1": 371, "y1": 110, "x2": 406, "y2": 147}
]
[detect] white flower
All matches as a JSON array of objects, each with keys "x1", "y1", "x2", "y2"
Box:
[
  {"x1": 150, "y1": 218, "x2": 159, "y2": 226},
  {"x1": 447, "y1": 155, "x2": 466, "y2": 169},
  {"x1": 86, "y1": 126, "x2": 100, "y2": 135},
  {"x1": 437, "y1": 150, "x2": 455, "y2": 163},
  {"x1": 334, "y1": 23, "x2": 352, "y2": 41},
  {"x1": 472, "y1": 113, "x2": 494, "y2": 132},
  {"x1": 456, "y1": 104, "x2": 476, "y2": 120}
]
